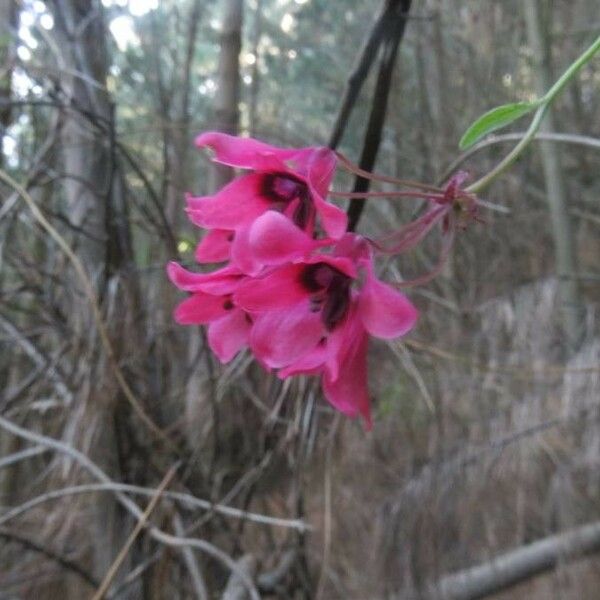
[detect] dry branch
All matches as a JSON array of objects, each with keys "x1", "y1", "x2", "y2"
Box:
[
  {"x1": 0, "y1": 527, "x2": 99, "y2": 590},
  {"x1": 346, "y1": 0, "x2": 413, "y2": 231},
  {"x1": 0, "y1": 414, "x2": 262, "y2": 600},
  {"x1": 0, "y1": 482, "x2": 310, "y2": 531},
  {"x1": 92, "y1": 463, "x2": 179, "y2": 600},
  {"x1": 428, "y1": 520, "x2": 600, "y2": 600}
]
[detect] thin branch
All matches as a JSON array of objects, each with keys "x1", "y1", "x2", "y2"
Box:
[
  {"x1": 0, "y1": 312, "x2": 73, "y2": 406},
  {"x1": 347, "y1": 0, "x2": 413, "y2": 231},
  {"x1": 257, "y1": 549, "x2": 297, "y2": 593},
  {"x1": 0, "y1": 483, "x2": 310, "y2": 531},
  {"x1": 0, "y1": 414, "x2": 261, "y2": 600},
  {"x1": 0, "y1": 446, "x2": 48, "y2": 470},
  {"x1": 441, "y1": 131, "x2": 600, "y2": 182},
  {"x1": 92, "y1": 463, "x2": 179, "y2": 600},
  {"x1": 117, "y1": 142, "x2": 178, "y2": 254},
  {"x1": 327, "y1": 1, "x2": 390, "y2": 149},
  {"x1": 0, "y1": 168, "x2": 176, "y2": 450},
  {"x1": 0, "y1": 527, "x2": 100, "y2": 590},
  {"x1": 222, "y1": 555, "x2": 258, "y2": 600},
  {"x1": 173, "y1": 514, "x2": 209, "y2": 600}
]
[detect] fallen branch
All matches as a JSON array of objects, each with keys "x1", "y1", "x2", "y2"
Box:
[{"x1": 428, "y1": 520, "x2": 600, "y2": 600}]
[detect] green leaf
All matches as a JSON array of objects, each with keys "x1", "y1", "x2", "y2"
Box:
[{"x1": 458, "y1": 101, "x2": 541, "y2": 150}]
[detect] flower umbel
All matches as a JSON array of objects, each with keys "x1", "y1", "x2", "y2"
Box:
[{"x1": 168, "y1": 134, "x2": 476, "y2": 428}]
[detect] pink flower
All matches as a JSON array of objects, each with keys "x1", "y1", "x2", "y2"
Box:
[
  {"x1": 168, "y1": 133, "x2": 436, "y2": 429},
  {"x1": 186, "y1": 133, "x2": 347, "y2": 271},
  {"x1": 234, "y1": 231, "x2": 419, "y2": 427},
  {"x1": 195, "y1": 229, "x2": 233, "y2": 263},
  {"x1": 375, "y1": 171, "x2": 478, "y2": 256},
  {"x1": 370, "y1": 171, "x2": 479, "y2": 286},
  {"x1": 167, "y1": 262, "x2": 252, "y2": 363}
]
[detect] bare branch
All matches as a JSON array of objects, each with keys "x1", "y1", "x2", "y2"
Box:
[
  {"x1": 0, "y1": 482, "x2": 310, "y2": 531},
  {"x1": 0, "y1": 312, "x2": 73, "y2": 405},
  {"x1": 327, "y1": 0, "x2": 390, "y2": 149},
  {"x1": 0, "y1": 446, "x2": 48, "y2": 470},
  {"x1": 428, "y1": 520, "x2": 600, "y2": 600},
  {"x1": 0, "y1": 414, "x2": 261, "y2": 600},
  {"x1": 92, "y1": 463, "x2": 179, "y2": 600},
  {"x1": 0, "y1": 168, "x2": 175, "y2": 449},
  {"x1": 0, "y1": 526, "x2": 100, "y2": 590},
  {"x1": 173, "y1": 514, "x2": 209, "y2": 600},
  {"x1": 347, "y1": 0, "x2": 413, "y2": 231}
]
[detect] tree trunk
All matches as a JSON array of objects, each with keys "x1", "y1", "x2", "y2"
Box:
[
  {"x1": 212, "y1": 0, "x2": 243, "y2": 191},
  {"x1": 165, "y1": 0, "x2": 203, "y2": 231},
  {"x1": 0, "y1": 0, "x2": 17, "y2": 164},
  {"x1": 0, "y1": 0, "x2": 19, "y2": 505},
  {"x1": 47, "y1": 1, "x2": 138, "y2": 593},
  {"x1": 524, "y1": 0, "x2": 584, "y2": 352},
  {"x1": 49, "y1": 0, "x2": 112, "y2": 273},
  {"x1": 248, "y1": 0, "x2": 263, "y2": 137}
]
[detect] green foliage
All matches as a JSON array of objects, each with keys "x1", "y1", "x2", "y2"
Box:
[{"x1": 458, "y1": 100, "x2": 541, "y2": 150}]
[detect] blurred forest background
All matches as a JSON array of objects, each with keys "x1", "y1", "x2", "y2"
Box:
[{"x1": 1, "y1": 0, "x2": 600, "y2": 598}]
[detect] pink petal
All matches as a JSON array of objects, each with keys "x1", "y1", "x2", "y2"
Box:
[
  {"x1": 333, "y1": 233, "x2": 371, "y2": 262},
  {"x1": 234, "y1": 264, "x2": 307, "y2": 311},
  {"x1": 229, "y1": 224, "x2": 265, "y2": 276},
  {"x1": 358, "y1": 270, "x2": 419, "y2": 339},
  {"x1": 304, "y1": 147, "x2": 337, "y2": 198},
  {"x1": 185, "y1": 174, "x2": 270, "y2": 230},
  {"x1": 167, "y1": 262, "x2": 243, "y2": 295},
  {"x1": 304, "y1": 254, "x2": 357, "y2": 279},
  {"x1": 312, "y1": 191, "x2": 348, "y2": 239},
  {"x1": 195, "y1": 229, "x2": 232, "y2": 263},
  {"x1": 296, "y1": 147, "x2": 347, "y2": 238},
  {"x1": 173, "y1": 293, "x2": 231, "y2": 325},
  {"x1": 250, "y1": 307, "x2": 324, "y2": 368},
  {"x1": 195, "y1": 132, "x2": 294, "y2": 171},
  {"x1": 278, "y1": 296, "x2": 358, "y2": 382},
  {"x1": 248, "y1": 211, "x2": 324, "y2": 265},
  {"x1": 208, "y1": 309, "x2": 251, "y2": 363},
  {"x1": 373, "y1": 204, "x2": 447, "y2": 255},
  {"x1": 278, "y1": 341, "x2": 329, "y2": 378},
  {"x1": 321, "y1": 295, "x2": 360, "y2": 382},
  {"x1": 322, "y1": 326, "x2": 371, "y2": 429}
]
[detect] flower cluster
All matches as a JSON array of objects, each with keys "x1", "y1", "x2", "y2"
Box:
[{"x1": 168, "y1": 133, "x2": 429, "y2": 428}]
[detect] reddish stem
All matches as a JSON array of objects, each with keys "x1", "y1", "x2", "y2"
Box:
[
  {"x1": 335, "y1": 151, "x2": 443, "y2": 193},
  {"x1": 330, "y1": 189, "x2": 444, "y2": 201}
]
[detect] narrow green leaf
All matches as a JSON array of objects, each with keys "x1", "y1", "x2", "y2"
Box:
[{"x1": 459, "y1": 101, "x2": 541, "y2": 150}]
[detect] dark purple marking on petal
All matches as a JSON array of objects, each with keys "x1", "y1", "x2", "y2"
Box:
[
  {"x1": 260, "y1": 173, "x2": 314, "y2": 229},
  {"x1": 299, "y1": 262, "x2": 352, "y2": 331}
]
